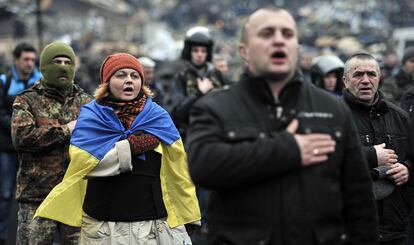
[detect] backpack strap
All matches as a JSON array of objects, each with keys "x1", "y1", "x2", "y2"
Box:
[{"x1": 2, "y1": 70, "x2": 13, "y2": 95}]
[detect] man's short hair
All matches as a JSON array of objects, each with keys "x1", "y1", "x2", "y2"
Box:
[
  {"x1": 344, "y1": 52, "x2": 379, "y2": 78},
  {"x1": 213, "y1": 54, "x2": 227, "y2": 63},
  {"x1": 12, "y1": 42, "x2": 36, "y2": 59},
  {"x1": 240, "y1": 6, "x2": 286, "y2": 44}
]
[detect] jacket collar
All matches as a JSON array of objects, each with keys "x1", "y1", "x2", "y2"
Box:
[
  {"x1": 240, "y1": 68, "x2": 303, "y2": 106},
  {"x1": 12, "y1": 65, "x2": 42, "y2": 85},
  {"x1": 31, "y1": 81, "x2": 83, "y2": 103},
  {"x1": 343, "y1": 89, "x2": 388, "y2": 116}
]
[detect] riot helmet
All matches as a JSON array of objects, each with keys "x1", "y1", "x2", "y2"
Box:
[{"x1": 181, "y1": 26, "x2": 214, "y2": 63}]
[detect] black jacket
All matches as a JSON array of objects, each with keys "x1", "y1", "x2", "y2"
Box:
[
  {"x1": 343, "y1": 89, "x2": 414, "y2": 242},
  {"x1": 187, "y1": 72, "x2": 378, "y2": 245}
]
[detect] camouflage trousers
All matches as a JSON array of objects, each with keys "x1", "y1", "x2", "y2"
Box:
[{"x1": 17, "y1": 202, "x2": 80, "y2": 245}]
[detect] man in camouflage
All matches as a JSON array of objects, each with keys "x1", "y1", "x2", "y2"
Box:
[{"x1": 11, "y1": 41, "x2": 92, "y2": 244}]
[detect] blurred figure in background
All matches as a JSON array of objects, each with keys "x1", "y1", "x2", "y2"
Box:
[
  {"x1": 170, "y1": 26, "x2": 227, "y2": 244},
  {"x1": 311, "y1": 55, "x2": 344, "y2": 97},
  {"x1": 138, "y1": 56, "x2": 165, "y2": 107},
  {"x1": 74, "y1": 55, "x2": 97, "y2": 95},
  {"x1": 0, "y1": 42, "x2": 41, "y2": 245},
  {"x1": 400, "y1": 85, "x2": 414, "y2": 245},
  {"x1": 299, "y1": 48, "x2": 317, "y2": 84},
  {"x1": 382, "y1": 47, "x2": 414, "y2": 105},
  {"x1": 213, "y1": 54, "x2": 232, "y2": 83},
  {"x1": 382, "y1": 51, "x2": 400, "y2": 80},
  {"x1": 171, "y1": 26, "x2": 226, "y2": 140}
]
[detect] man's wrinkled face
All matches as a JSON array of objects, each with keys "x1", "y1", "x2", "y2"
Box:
[
  {"x1": 239, "y1": 9, "x2": 299, "y2": 82},
  {"x1": 14, "y1": 51, "x2": 36, "y2": 76},
  {"x1": 214, "y1": 59, "x2": 229, "y2": 76},
  {"x1": 344, "y1": 58, "x2": 380, "y2": 103}
]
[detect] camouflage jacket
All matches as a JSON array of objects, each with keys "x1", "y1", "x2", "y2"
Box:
[{"x1": 11, "y1": 81, "x2": 92, "y2": 203}]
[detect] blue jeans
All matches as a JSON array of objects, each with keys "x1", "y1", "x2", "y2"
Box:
[{"x1": 0, "y1": 152, "x2": 17, "y2": 240}]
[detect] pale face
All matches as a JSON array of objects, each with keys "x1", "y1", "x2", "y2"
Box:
[
  {"x1": 109, "y1": 68, "x2": 142, "y2": 101},
  {"x1": 300, "y1": 53, "x2": 314, "y2": 70},
  {"x1": 191, "y1": 46, "x2": 208, "y2": 66},
  {"x1": 404, "y1": 58, "x2": 414, "y2": 76},
  {"x1": 323, "y1": 73, "x2": 337, "y2": 92},
  {"x1": 240, "y1": 9, "x2": 299, "y2": 81},
  {"x1": 14, "y1": 51, "x2": 36, "y2": 76},
  {"x1": 344, "y1": 59, "x2": 380, "y2": 103},
  {"x1": 143, "y1": 66, "x2": 154, "y2": 84},
  {"x1": 214, "y1": 59, "x2": 229, "y2": 76}
]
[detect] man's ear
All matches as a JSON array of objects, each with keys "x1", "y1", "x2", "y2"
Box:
[
  {"x1": 239, "y1": 43, "x2": 248, "y2": 63},
  {"x1": 342, "y1": 76, "x2": 348, "y2": 88}
]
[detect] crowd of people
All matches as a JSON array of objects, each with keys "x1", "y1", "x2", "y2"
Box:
[{"x1": 1, "y1": 5, "x2": 414, "y2": 245}]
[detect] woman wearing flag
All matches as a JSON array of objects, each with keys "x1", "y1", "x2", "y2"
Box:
[{"x1": 34, "y1": 53, "x2": 201, "y2": 244}]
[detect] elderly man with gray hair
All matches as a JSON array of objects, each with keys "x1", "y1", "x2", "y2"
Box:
[
  {"x1": 138, "y1": 56, "x2": 165, "y2": 107},
  {"x1": 343, "y1": 52, "x2": 414, "y2": 245}
]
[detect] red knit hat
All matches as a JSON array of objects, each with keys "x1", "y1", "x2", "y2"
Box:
[{"x1": 100, "y1": 53, "x2": 145, "y2": 84}]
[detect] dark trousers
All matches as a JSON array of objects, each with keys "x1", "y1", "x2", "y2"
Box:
[{"x1": 0, "y1": 152, "x2": 17, "y2": 241}]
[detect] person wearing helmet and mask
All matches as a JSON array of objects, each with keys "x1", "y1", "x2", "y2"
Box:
[
  {"x1": 171, "y1": 26, "x2": 226, "y2": 140},
  {"x1": 11, "y1": 41, "x2": 92, "y2": 244},
  {"x1": 311, "y1": 55, "x2": 345, "y2": 98}
]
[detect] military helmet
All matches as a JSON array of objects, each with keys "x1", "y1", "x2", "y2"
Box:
[{"x1": 181, "y1": 26, "x2": 214, "y2": 62}]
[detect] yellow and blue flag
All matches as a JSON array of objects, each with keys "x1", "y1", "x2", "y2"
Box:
[{"x1": 35, "y1": 98, "x2": 201, "y2": 228}]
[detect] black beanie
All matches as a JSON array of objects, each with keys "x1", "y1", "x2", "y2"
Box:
[{"x1": 402, "y1": 47, "x2": 414, "y2": 64}]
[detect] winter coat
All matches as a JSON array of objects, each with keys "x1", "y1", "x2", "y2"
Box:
[
  {"x1": 343, "y1": 89, "x2": 414, "y2": 242},
  {"x1": 187, "y1": 72, "x2": 378, "y2": 245}
]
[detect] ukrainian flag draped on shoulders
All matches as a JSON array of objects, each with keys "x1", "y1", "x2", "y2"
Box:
[{"x1": 35, "y1": 97, "x2": 200, "y2": 228}]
